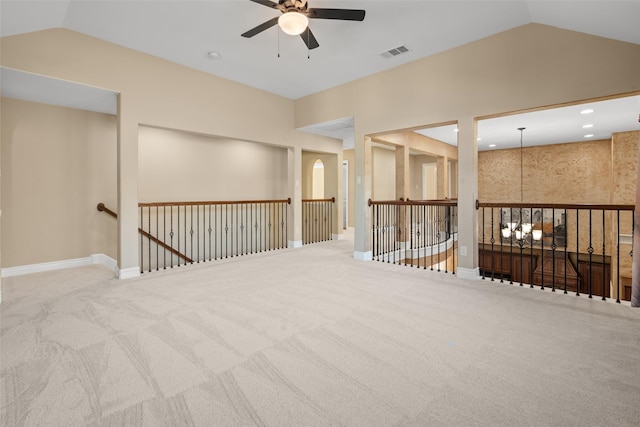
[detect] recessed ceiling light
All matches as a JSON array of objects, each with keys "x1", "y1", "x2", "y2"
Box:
[
  {"x1": 477, "y1": 138, "x2": 482, "y2": 141},
  {"x1": 207, "y1": 51, "x2": 221, "y2": 60},
  {"x1": 489, "y1": 144, "x2": 496, "y2": 148},
  {"x1": 454, "y1": 128, "x2": 459, "y2": 133},
  {"x1": 580, "y1": 108, "x2": 594, "y2": 114},
  {"x1": 582, "y1": 124, "x2": 594, "y2": 128},
  {"x1": 584, "y1": 134, "x2": 594, "y2": 138}
]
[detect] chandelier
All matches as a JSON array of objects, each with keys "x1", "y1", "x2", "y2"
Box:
[{"x1": 501, "y1": 127, "x2": 542, "y2": 243}]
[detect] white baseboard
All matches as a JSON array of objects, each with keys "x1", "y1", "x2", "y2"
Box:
[
  {"x1": 2, "y1": 256, "x2": 92, "y2": 278},
  {"x1": 91, "y1": 253, "x2": 118, "y2": 273},
  {"x1": 353, "y1": 250, "x2": 372, "y2": 261},
  {"x1": 288, "y1": 240, "x2": 303, "y2": 248},
  {"x1": 1, "y1": 253, "x2": 118, "y2": 278},
  {"x1": 457, "y1": 267, "x2": 480, "y2": 281},
  {"x1": 117, "y1": 266, "x2": 140, "y2": 280},
  {"x1": 332, "y1": 233, "x2": 345, "y2": 240}
]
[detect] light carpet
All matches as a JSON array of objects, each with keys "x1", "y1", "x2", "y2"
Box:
[{"x1": 2, "y1": 237, "x2": 640, "y2": 426}]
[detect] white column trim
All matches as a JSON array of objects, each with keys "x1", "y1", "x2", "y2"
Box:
[
  {"x1": 353, "y1": 250, "x2": 372, "y2": 261},
  {"x1": 457, "y1": 267, "x2": 480, "y2": 281}
]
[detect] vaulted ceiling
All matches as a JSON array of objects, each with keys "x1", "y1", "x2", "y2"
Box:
[
  {"x1": 2, "y1": 1, "x2": 639, "y2": 149},
  {"x1": 3, "y1": 1, "x2": 639, "y2": 100}
]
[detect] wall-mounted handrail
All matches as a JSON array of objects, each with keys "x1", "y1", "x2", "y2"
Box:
[
  {"x1": 97, "y1": 203, "x2": 193, "y2": 263},
  {"x1": 96, "y1": 202, "x2": 117, "y2": 218}
]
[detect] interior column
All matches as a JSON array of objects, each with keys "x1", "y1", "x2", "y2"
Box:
[
  {"x1": 354, "y1": 134, "x2": 372, "y2": 260},
  {"x1": 456, "y1": 118, "x2": 479, "y2": 279},
  {"x1": 116, "y1": 93, "x2": 140, "y2": 279},
  {"x1": 288, "y1": 146, "x2": 303, "y2": 248},
  {"x1": 395, "y1": 145, "x2": 410, "y2": 200},
  {"x1": 437, "y1": 155, "x2": 449, "y2": 199},
  {"x1": 334, "y1": 151, "x2": 344, "y2": 239}
]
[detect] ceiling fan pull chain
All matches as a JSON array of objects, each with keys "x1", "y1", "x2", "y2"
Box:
[{"x1": 277, "y1": 26, "x2": 280, "y2": 58}]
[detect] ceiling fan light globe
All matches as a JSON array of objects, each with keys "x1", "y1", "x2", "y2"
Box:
[{"x1": 279, "y1": 12, "x2": 308, "y2": 35}]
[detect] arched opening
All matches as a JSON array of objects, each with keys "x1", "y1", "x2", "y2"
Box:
[{"x1": 312, "y1": 159, "x2": 325, "y2": 198}]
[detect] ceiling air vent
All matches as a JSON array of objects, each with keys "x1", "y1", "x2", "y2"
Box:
[{"x1": 380, "y1": 45, "x2": 410, "y2": 58}]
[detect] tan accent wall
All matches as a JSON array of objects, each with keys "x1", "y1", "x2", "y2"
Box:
[
  {"x1": 612, "y1": 131, "x2": 639, "y2": 280},
  {"x1": 478, "y1": 133, "x2": 638, "y2": 293},
  {"x1": 612, "y1": 131, "x2": 639, "y2": 205},
  {"x1": 478, "y1": 139, "x2": 612, "y2": 204},
  {"x1": 1, "y1": 98, "x2": 117, "y2": 266}
]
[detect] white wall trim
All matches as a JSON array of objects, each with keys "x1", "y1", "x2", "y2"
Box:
[
  {"x1": 332, "y1": 233, "x2": 346, "y2": 240},
  {"x1": 117, "y1": 266, "x2": 140, "y2": 280},
  {"x1": 288, "y1": 240, "x2": 303, "y2": 248},
  {"x1": 91, "y1": 253, "x2": 118, "y2": 273},
  {"x1": 353, "y1": 250, "x2": 372, "y2": 261},
  {"x1": 1, "y1": 253, "x2": 120, "y2": 278},
  {"x1": 1, "y1": 256, "x2": 92, "y2": 278},
  {"x1": 457, "y1": 267, "x2": 480, "y2": 281}
]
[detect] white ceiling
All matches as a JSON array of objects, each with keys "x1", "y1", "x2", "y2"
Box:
[
  {"x1": 1, "y1": 1, "x2": 639, "y2": 149},
  {"x1": 416, "y1": 94, "x2": 640, "y2": 151}
]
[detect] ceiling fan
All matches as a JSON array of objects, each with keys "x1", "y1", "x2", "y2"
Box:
[{"x1": 241, "y1": 0, "x2": 366, "y2": 50}]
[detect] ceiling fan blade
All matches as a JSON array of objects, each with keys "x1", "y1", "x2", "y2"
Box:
[
  {"x1": 248, "y1": 0, "x2": 281, "y2": 10},
  {"x1": 241, "y1": 17, "x2": 280, "y2": 38},
  {"x1": 300, "y1": 27, "x2": 319, "y2": 50},
  {"x1": 307, "y1": 8, "x2": 365, "y2": 21}
]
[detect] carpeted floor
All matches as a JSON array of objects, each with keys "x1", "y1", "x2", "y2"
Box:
[{"x1": 2, "y1": 236, "x2": 640, "y2": 426}]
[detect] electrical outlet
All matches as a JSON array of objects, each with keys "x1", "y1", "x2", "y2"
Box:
[{"x1": 460, "y1": 246, "x2": 467, "y2": 256}]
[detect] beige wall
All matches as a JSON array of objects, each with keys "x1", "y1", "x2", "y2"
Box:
[
  {"x1": 1, "y1": 28, "x2": 340, "y2": 271},
  {"x1": 294, "y1": 23, "x2": 640, "y2": 267},
  {"x1": 139, "y1": 126, "x2": 289, "y2": 202},
  {"x1": 301, "y1": 151, "x2": 339, "y2": 200},
  {"x1": 410, "y1": 155, "x2": 437, "y2": 200},
  {"x1": 300, "y1": 150, "x2": 341, "y2": 234},
  {"x1": 2, "y1": 24, "x2": 639, "y2": 272},
  {"x1": 372, "y1": 147, "x2": 395, "y2": 200},
  {"x1": 1, "y1": 100, "x2": 298, "y2": 268},
  {"x1": 1, "y1": 98, "x2": 117, "y2": 266}
]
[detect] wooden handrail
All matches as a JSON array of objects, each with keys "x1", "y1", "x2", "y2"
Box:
[
  {"x1": 97, "y1": 203, "x2": 192, "y2": 263},
  {"x1": 138, "y1": 198, "x2": 291, "y2": 208},
  {"x1": 302, "y1": 197, "x2": 335, "y2": 203},
  {"x1": 476, "y1": 200, "x2": 635, "y2": 211},
  {"x1": 368, "y1": 198, "x2": 458, "y2": 207},
  {"x1": 96, "y1": 202, "x2": 117, "y2": 218}
]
